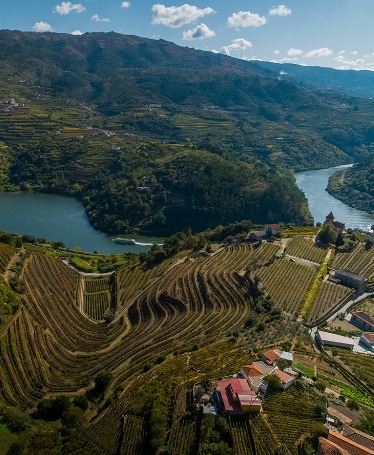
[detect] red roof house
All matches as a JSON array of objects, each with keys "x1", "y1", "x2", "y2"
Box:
[
  {"x1": 216, "y1": 378, "x2": 261, "y2": 414},
  {"x1": 271, "y1": 368, "x2": 294, "y2": 390},
  {"x1": 262, "y1": 349, "x2": 282, "y2": 365},
  {"x1": 318, "y1": 429, "x2": 374, "y2": 455}
]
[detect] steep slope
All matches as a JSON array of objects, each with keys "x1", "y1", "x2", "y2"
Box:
[
  {"x1": 327, "y1": 156, "x2": 374, "y2": 213},
  {"x1": 256, "y1": 60, "x2": 374, "y2": 99}
]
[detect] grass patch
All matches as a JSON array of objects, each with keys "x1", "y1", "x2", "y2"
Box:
[{"x1": 318, "y1": 374, "x2": 374, "y2": 407}]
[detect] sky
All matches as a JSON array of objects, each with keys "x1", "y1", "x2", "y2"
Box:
[{"x1": 2, "y1": 0, "x2": 374, "y2": 71}]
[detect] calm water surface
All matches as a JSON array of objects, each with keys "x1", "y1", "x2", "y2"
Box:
[
  {"x1": 0, "y1": 191, "x2": 163, "y2": 254},
  {"x1": 1, "y1": 165, "x2": 373, "y2": 253},
  {"x1": 295, "y1": 164, "x2": 374, "y2": 231}
]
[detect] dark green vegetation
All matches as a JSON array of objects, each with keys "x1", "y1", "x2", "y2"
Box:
[
  {"x1": 327, "y1": 157, "x2": 374, "y2": 213},
  {"x1": 256, "y1": 61, "x2": 374, "y2": 99},
  {"x1": 2, "y1": 31, "x2": 374, "y2": 234}
]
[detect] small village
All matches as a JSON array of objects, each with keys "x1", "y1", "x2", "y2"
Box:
[{"x1": 194, "y1": 343, "x2": 374, "y2": 455}]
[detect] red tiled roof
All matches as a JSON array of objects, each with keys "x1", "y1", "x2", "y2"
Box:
[
  {"x1": 343, "y1": 427, "x2": 374, "y2": 451},
  {"x1": 265, "y1": 224, "x2": 282, "y2": 231},
  {"x1": 242, "y1": 364, "x2": 263, "y2": 377},
  {"x1": 328, "y1": 429, "x2": 374, "y2": 455},
  {"x1": 318, "y1": 437, "x2": 350, "y2": 455},
  {"x1": 327, "y1": 407, "x2": 352, "y2": 426},
  {"x1": 362, "y1": 333, "x2": 374, "y2": 343},
  {"x1": 263, "y1": 349, "x2": 281, "y2": 363},
  {"x1": 272, "y1": 368, "x2": 293, "y2": 384}
]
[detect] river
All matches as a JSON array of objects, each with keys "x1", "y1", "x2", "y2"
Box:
[
  {"x1": 1, "y1": 165, "x2": 373, "y2": 253},
  {"x1": 295, "y1": 164, "x2": 374, "y2": 231},
  {"x1": 0, "y1": 191, "x2": 163, "y2": 254}
]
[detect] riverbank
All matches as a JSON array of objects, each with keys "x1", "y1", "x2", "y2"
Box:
[
  {"x1": 326, "y1": 165, "x2": 374, "y2": 216},
  {"x1": 0, "y1": 191, "x2": 164, "y2": 254},
  {"x1": 295, "y1": 165, "x2": 374, "y2": 232}
]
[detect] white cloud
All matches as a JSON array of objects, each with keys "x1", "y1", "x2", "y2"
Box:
[
  {"x1": 221, "y1": 38, "x2": 252, "y2": 56},
  {"x1": 274, "y1": 49, "x2": 280, "y2": 55},
  {"x1": 91, "y1": 14, "x2": 110, "y2": 22},
  {"x1": 183, "y1": 23, "x2": 215, "y2": 40},
  {"x1": 269, "y1": 5, "x2": 291, "y2": 16},
  {"x1": 338, "y1": 50, "x2": 346, "y2": 55},
  {"x1": 352, "y1": 50, "x2": 358, "y2": 55},
  {"x1": 227, "y1": 11, "x2": 266, "y2": 29},
  {"x1": 121, "y1": 1, "x2": 130, "y2": 7},
  {"x1": 71, "y1": 29, "x2": 83, "y2": 35},
  {"x1": 32, "y1": 21, "x2": 54, "y2": 32},
  {"x1": 276, "y1": 56, "x2": 299, "y2": 62},
  {"x1": 305, "y1": 47, "x2": 332, "y2": 58},
  {"x1": 54, "y1": 2, "x2": 85, "y2": 15},
  {"x1": 151, "y1": 4, "x2": 215, "y2": 28},
  {"x1": 287, "y1": 47, "x2": 302, "y2": 56},
  {"x1": 334, "y1": 55, "x2": 365, "y2": 66}
]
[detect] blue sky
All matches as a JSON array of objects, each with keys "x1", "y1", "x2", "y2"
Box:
[{"x1": 2, "y1": 0, "x2": 374, "y2": 71}]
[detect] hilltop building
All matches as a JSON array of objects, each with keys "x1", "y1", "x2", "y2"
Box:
[{"x1": 324, "y1": 212, "x2": 346, "y2": 235}]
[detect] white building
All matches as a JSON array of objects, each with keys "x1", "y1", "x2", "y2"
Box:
[{"x1": 315, "y1": 331, "x2": 354, "y2": 350}]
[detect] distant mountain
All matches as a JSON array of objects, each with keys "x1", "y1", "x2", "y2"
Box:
[{"x1": 255, "y1": 61, "x2": 374, "y2": 99}]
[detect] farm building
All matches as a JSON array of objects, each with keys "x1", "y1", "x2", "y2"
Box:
[
  {"x1": 262, "y1": 349, "x2": 282, "y2": 365},
  {"x1": 265, "y1": 224, "x2": 283, "y2": 236},
  {"x1": 271, "y1": 368, "x2": 294, "y2": 390},
  {"x1": 315, "y1": 331, "x2": 354, "y2": 350},
  {"x1": 248, "y1": 230, "x2": 266, "y2": 241},
  {"x1": 360, "y1": 333, "x2": 374, "y2": 350},
  {"x1": 343, "y1": 426, "x2": 374, "y2": 450},
  {"x1": 318, "y1": 429, "x2": 374, "y2": 455},
  {"x1": 240, "y1": 364, "x2": 269, "y2": 394},
  {"x1": 351, "y1": 311, "x2": 374, "y2": 332},
  {"x1": 334, "y1": 269, "x2": 367, "y2": 291},
  {"x1": 216, "y1": 378, "x2": 262, "y2": 414}
]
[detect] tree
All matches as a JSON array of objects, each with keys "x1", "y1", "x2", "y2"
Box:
[
  {"x1": 73, "y1": 395, "x2": 89, "y2": 412},
  {"x1": 94, "y1": 370, "x2": 112, "y2": 395},
  {"x1": 356, "y1": 410, "x2": 374, "y2": 436},
  {"x1": 264, "y1": 374, "x2": 282, "y2": 393},
  {"x1": 62, "y1": 405, "x2": 86, "y2": 430},
  {"x1": 347, "y1": 398, "x2": 360, "y2": 411},
  {"x1": 318, "y1": 224, "x2": 337, "y2": 245},
  {"x1": 335, "y1": 233, "x2": 344, "y2": 247}
]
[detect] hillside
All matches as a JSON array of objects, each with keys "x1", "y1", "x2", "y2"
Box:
[
  {"x1": 327, "y1": 157, "x2": 374, "y2": 213},
  {"x1": 2, "y1": 31, "x2": 374, "y2": 234},
  {"x1": 256, "y1": 60, "x2": 374, "y2": 99},
  {"x1": 1, "y1": 229, "x2": 374, "y2": 454}
]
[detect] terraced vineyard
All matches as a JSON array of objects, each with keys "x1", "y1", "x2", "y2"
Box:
[
  {"x1": 0, "y1": 241, "x2": 349, "y2": 453},
  {"x1": 286, "y1": 236, "x2": 327, "y2": 264},
  {"x1": 306, "y1": 281, "x2": 354, "y2": 324},
  {"x1": 0, "y1": 241, "x2": 17, "y2": 273},
  {"x1": 84, "y1": 275, "x2": 114, "y2": 321},
  {"x1": 332, "y1": 243, "x2": 374, "y2": 280},
  {"x1": 255, "y1": 259, "x2": 315, "y2": 315},
  {"x1": 262, "y1": 388, "x2": 325, "y2": 454}
]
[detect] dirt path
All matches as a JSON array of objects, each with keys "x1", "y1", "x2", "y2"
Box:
[
  {"x1": 340, "y1": 167, "x2": 348, "y2": 185},
  {"x1": 3, "y1": 251, "x2": 23, "y2": 284}
]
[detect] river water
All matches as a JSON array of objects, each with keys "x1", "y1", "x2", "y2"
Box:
[
  {"x1": 0, "y1": 191, "x2": 163, "y2": 254},
  {"x1": 295, "y1": 164, "x2": 374, "y2": 231},
  {"x1": 1, "y1": 165, "x2": 373, "y2": 253}
]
